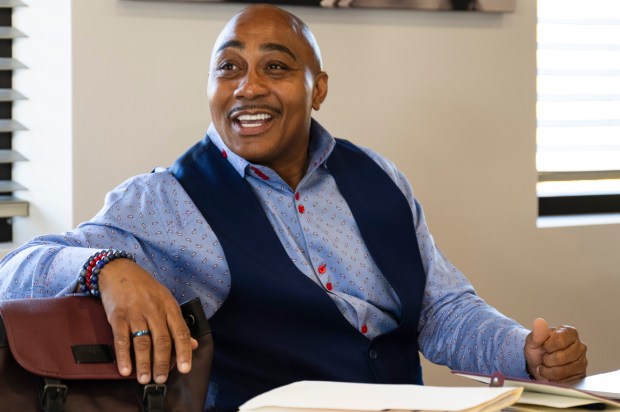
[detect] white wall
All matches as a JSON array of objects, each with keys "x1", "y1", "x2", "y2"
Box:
[
  {"x1": 15, "y1": 0, "x2": 620, "y2": 385},
  {"x1": 11, "y1": 0, "x2": 73, "y2": 243}
]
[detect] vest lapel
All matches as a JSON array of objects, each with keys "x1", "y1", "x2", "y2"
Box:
[{"x1": 326, "y1": 138, "x2": 426, "y2": 327}]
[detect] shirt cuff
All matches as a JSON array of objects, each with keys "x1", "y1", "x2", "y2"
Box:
[
  {"x1": 497, "y1": 327, "x2": 531, "y2": 379},
  {"x1": 49, "y1": 247, "x2": 108, "y2": 296}
]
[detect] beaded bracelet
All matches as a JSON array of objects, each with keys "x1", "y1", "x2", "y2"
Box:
[{"x1": 78, "y1": 249, "x2": 136, "y2": 297}]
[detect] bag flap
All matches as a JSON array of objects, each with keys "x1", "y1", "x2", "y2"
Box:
[{"x1": 0, "y1": 296, "x2": 133, "y2": 380}]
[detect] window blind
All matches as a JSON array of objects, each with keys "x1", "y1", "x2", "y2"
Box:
[
  {"x1": 537, "y1": 0, "x2": 620, "y2": 218},
  {"x1": 0, "y1": 0, "x2": 28, "y2": 242}
]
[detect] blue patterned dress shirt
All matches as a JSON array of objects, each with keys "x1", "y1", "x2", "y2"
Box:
[{"x1": 0, "y1": 120, "x2": 530, "y2": 378}]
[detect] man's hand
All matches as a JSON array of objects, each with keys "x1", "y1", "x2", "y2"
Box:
[
  {"x1": 524, "y1": 318, "x2": 587, "y2": 382},
  {"x1": 98, "y1": 258, "x2": 198, "y2": 384}
]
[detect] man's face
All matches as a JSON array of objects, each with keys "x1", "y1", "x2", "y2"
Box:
[{"x1": 207, "y1": 7, "x2": 327, "y2": 172}]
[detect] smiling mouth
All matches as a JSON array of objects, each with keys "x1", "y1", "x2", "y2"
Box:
[
  {"x1": 228, "y1": 104, "x2": 282, "y2": 134},
  {"x1": 235, "y1": 113, "x2": 273, "y2": 129}
]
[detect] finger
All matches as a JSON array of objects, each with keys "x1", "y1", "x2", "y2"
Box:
[
  {"x1": 150, "y1": 324, "x2": 173, "y2": 384},
  {"x1": 543, "y1": 325, "x2": 580, "y2": 353},
  {"x1": 539, "y1": 352, "x2": 588, "y2": 382},
  {"x1": 524, "y1": 318, "x2": 553, "y2": 380},
  {"x1": 167, "y1": 306, "x2": 194, "y2": 375},
  {"x1": 529, "y1": 318, "x2": 551, "y2": 348},
  {"x1": 108, "y1": 313, "x2": 133, "y2": 377},
  {"x1": 131, "y1": 325, "x2": 153, "y2": 384},
  {"x1": 543, "y1": 339, "x2": 587, "y2": 367}
]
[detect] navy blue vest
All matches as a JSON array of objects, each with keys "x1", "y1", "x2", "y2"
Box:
[{"x1": 170, "y1": 136, "x2": 426, "y2": 412}]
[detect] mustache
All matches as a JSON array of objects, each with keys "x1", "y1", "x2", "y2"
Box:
[{"x1": 227, "y1": 104, "x2": 282, "y2": 119}]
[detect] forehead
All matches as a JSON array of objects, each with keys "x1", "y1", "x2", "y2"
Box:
[{"x1": 212, "y1": 9, "x2": 310, "y2": 60}]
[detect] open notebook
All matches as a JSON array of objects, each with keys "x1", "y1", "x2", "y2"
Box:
[
  {"x1": 238, "y1": 380, "x2": 523, "y2": 412},
  {"x1": 569, "y1": 369, "x2": 620, "y2": 400},
  {"x1": 453, "y1": 370, "x2": 620, "y2": 411}
]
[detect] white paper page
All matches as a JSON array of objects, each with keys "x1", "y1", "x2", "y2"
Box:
[
  {"x1": 518, "y1": 391, "x2": 609, "y2": 408},
  {"x1": 506, "y1": 406, "x2": 620, "y2": 412},
  {"x1": 453, "y1": 372, "x2": 620, "y2": 409},
  {"x1": 239, "y1": 380, "x2": 522, "y2": 412},
  {"x1": 570, "y1": 370, "x2": 620, "y2": 400}
]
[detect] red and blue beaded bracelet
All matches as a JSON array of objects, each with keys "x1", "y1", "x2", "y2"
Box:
[{"x1": 78, "y1": 249, "x2": 136, "y2": 297}]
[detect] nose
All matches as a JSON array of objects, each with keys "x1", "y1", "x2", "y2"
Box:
[{"x1": 233, "y1": 69, "x2": 268, "y2": 100}]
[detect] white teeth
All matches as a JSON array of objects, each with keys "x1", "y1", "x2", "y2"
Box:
[
  {"x1": 236, "y1": 113, "x2": 272, "y2": 128},
  {"x1": 237, "y1": 113, "x2": 271, "y2": 121}
]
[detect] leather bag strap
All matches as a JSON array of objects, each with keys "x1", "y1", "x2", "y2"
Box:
[
  {"x1": 42, "y1": 378, "x2": 67, "y2": 412},
  {"x1": 143, "y1": 383, "x2": 166, "y2": 412}
]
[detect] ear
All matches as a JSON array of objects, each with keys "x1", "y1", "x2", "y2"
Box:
[{"x1": 311, "y1": 71, "x2": 329, "y2": 111}]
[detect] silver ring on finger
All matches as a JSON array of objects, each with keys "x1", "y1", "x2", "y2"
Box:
[{"x1": 131, "y1": 329, "x2": 151, "y2": 338}]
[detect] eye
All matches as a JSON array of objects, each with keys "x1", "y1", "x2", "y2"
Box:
[
  {"x1": 266, "y1": 62, "x2": 290, "y2": 72},
  {"x1": 216, "y1": 62, "x2": 240, "y2": 71}
]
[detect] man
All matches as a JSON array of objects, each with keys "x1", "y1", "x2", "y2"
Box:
[{"x1": 0, "y1": 4, "x2": 586, "y2": 411}]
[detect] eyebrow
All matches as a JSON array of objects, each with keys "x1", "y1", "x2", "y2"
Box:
[
  {"x1": 216, "y1": 40, "x2": 244, "y2": 54},
  {"x1": 260, "y1": 43, "x2": 297, "y2": 62},
  {"x1": 216, "y1": 40, "x2": 297, "y2": 62}
]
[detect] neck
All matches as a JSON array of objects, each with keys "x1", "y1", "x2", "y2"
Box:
[{"x1": 274, "y1": 154, "x2": 309, "y2": 190}]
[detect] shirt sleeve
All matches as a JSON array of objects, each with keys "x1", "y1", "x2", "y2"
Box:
[
  {"x1": 359, "y1": 146, "x2": 531, "y2": 379},
  {"x1": 0, "y1": 172, "x2": 223, "y2": 314},
  {"x1": 0, "y1": 238, "x2": 98, "y2": 299},
  {"x1": 0, "y1": 174, "x2": 160, "y2": 300}
]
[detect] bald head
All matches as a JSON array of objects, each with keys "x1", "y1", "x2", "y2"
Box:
[
  {"x1": 211, "y1": 4, "x2": 323, "y2": 72},
  {"x1": 206, "y1": 3, "x2": 329, "y2": 185}
]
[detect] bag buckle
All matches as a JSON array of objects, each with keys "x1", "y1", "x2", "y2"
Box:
[
  {"x1": 143, "y1": 383, "x2": 167, "y2": 400},
  {"x1": 43, "y1": 378, "x2": 67, "y2": 412},
  {"x1": 143, "y1": 383, "x2": 167, "y2": 412}
]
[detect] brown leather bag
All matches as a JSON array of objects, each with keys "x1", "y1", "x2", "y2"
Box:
[{"x1": 0, "y1": 295, "x2": 213, "y2": 411}]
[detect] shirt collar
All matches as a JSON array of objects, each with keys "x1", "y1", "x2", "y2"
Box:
[{"x1": 205, "y1": 119, "x2": 336, "y2": 180}]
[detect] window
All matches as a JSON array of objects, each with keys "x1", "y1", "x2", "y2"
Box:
[
  {"x1": 0, "y1": 0, "x2": 28, "y2": 243},
  {"x1": 537, "y1": 0, "x2": 620, "y2": 225}
]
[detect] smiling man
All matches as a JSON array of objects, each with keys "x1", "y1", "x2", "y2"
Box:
[
  {"x1": 207, "y1": 5, "x2": 327, "y2": 189},
  {"x1": 0, "y1": 4, "x2": 587, "y2": 412}
]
